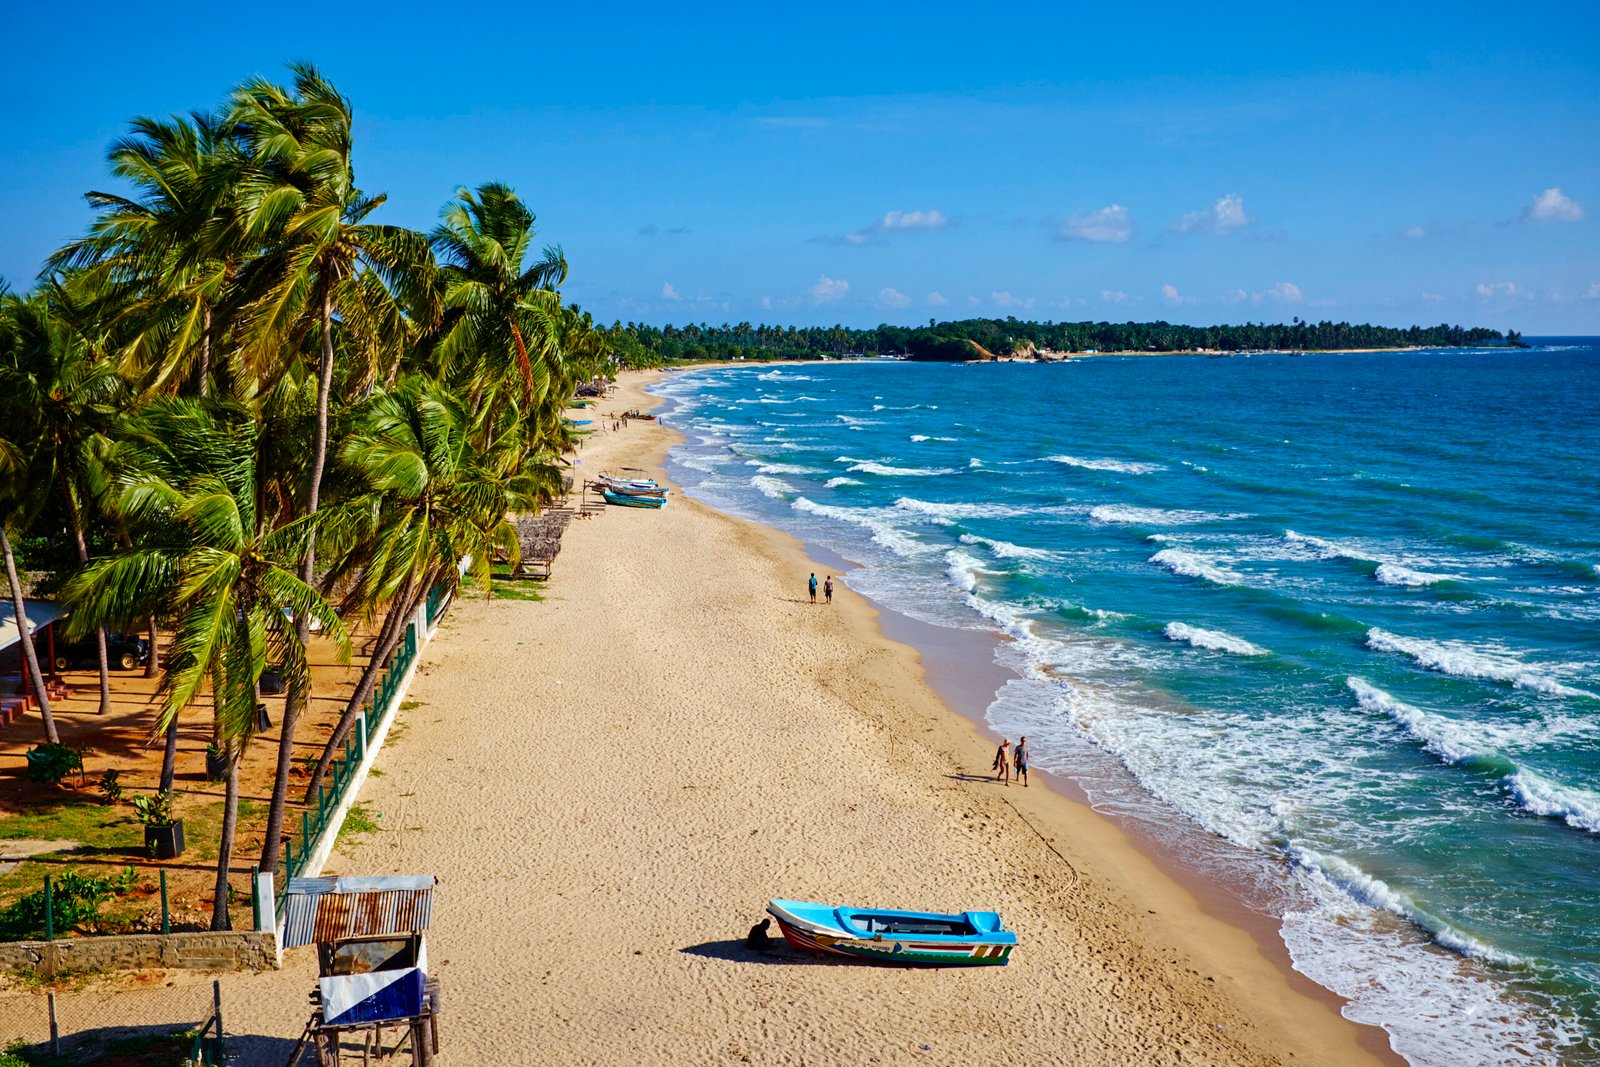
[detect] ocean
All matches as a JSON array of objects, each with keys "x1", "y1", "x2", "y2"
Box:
[{"x1": 650, "y1": 339, "x2": 1600, "y2": 1065}]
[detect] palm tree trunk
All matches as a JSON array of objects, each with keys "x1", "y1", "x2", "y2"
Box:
[
  {"x1": 65, "y1": 491, "x2": 112, "y2": 716},
  {"x1": 145, "y1": 614, "x2": 160, "y2": 678},
  {"x1": 1, "y1": 526, "x2": 57, "y2": 743},
  {"x1": 260, "y1": 288, "x2": 337, "y2": 873},
  {"x1": 300, "y1": 576, "x2": 428, "y2": 805},
  {"x1": 159, "y1": 713, "x2": 179, "y2": 794},
  {"x1": 210, "y1": 749, "x2": 238, "y2": 931}
]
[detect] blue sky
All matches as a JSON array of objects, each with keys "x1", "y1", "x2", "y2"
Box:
[{"x1": 3, "y1": 1, "x2": 1596, "y2": 332}]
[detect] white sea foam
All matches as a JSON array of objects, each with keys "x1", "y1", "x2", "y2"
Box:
[
  {"x1": 959, "y1": 533, "x2": 1058, "y2": 560},
  {"x1": 847, "y1": 461, "x2": 952, "y2": 477},
  {"x1": 1163, "y1": 622, "x2": 1269, "y2": 656},
  {"x1": 1348, "y1": 678, "x2": 1507, "y2": 764},
  {"x1": 945, "y1": 549, "x2": 988, "y2": 593},
  {"x1": 749, "y1": 475, "x2": 796, "y2": 499},
  {"x1": 1365, "y1": 628, "x2": 1596, "y2": 698},
  {"x1": 744, "y1": 461, "x2": 816, "y2": 475},
  {"x1": 1507, "y1": 769, "x2": 1600, "y2": 834},
  {"x1": 1374, "y1": 563, "x2": 1460, "y2": 586},
  {"x1": 1091, "y1": 504, "x2": 1244, "y2": 525},
  {"x1": 910, "y1": 434, "x2": 957, "y2": 442},
  {"x1": 894, "y1": 497, "x2": 1031, "y2": 521},
  {"x1": 756, "y1": 370, "x2": 812, "y2": 381},
  {"x1": 1149, "y1": 548, "x2": 1246, "y2": 585},
  {"x1": 968, "y1": 458, "x2": 984, "y2": 468},
  {"x1": 792, "y1": 497, "x2": 931, "y2": 557},
  {"x1": 1045, "y1": 454, "x2": 1165, "y2": 474},
  {"x1": 824, "y1": 477, "x2": 863, "y2": 488},
  {"x1": 837, "y1": 414, "x2": 881, "y2": 426}
]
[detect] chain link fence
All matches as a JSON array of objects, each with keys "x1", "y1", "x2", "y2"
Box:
[{"x1": 1, "y1": 979, "x2": 222, "y2": 1065}]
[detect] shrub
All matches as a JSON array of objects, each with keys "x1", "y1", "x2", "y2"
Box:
[
  {"x1": 24, "y1": 744, "x2": 83, "y2": 786},
  {"x1": 97, "y1": 769, "x2": 123, "y2": 805},
  {"x1": 0, "y1": 868, "x2": 137, "y2": 941}
]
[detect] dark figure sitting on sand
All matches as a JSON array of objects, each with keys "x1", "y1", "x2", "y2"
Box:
[{"x1": 747, "y1": 917, "x2": 773, "y2": 953}]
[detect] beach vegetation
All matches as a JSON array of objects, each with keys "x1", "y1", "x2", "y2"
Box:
[{"x1": 1, "y1": 63, "x2": 613, "y2": 932}]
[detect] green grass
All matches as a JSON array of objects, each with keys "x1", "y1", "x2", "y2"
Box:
[
  {"x1": 0, "y1": 799, "x2": 141, "y2": 906},
  {"x1": 335, "y1": 804, "x2": 380, "y2": 854}
]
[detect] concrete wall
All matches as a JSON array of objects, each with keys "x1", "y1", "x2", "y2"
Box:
[{"x1": 0, "y1": 930, "x2": 279, "y2": 978}]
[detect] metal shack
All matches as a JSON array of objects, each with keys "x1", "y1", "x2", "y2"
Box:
[{"x1": 282, "y1": 874, "x2": 440, "y2": 1066}]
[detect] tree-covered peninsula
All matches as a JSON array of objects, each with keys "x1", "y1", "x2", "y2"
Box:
[{"x1": 606, "y1": 317, "x2": 1511, "y2": 365}]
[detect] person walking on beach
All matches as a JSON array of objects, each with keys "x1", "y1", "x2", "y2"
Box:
[
  {"x1": 824, "y1": 575, "x2": 834, "y2": 604},
  {"x1": 993, "y1": 738, "x2": 1012, "y2": 786},
  {"x1": 1013, "y1": 735, "x2": 1029, "y2": 787},
  {"x1": 808, "y1": 573, "x2": 818, "y2": 604}
]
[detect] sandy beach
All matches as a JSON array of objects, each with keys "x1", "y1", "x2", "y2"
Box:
[{"x1": 0, "y1": 369, "x2": 1400, "y2": 1065}]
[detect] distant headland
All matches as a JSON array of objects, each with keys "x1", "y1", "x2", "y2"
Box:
[{"x1": 607, "y1": 318, "x2": 1522, "y2": 365}]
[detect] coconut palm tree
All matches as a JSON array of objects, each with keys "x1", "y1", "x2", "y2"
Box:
[
  {"x1": 296, "y1": 376, "x2": 535, "y2": 806},
  {"x1": 429, "y1": 183, "x2": 567, "y2": 407},
  {"x1": 62, "y1": 398, "x2": 348, "y2": 927}
]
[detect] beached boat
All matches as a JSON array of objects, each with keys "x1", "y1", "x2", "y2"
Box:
[
  {"x1": 766, "y1": 899, "x2": 1015, "y2": 966},
  {"x1": 597, "y1": 479, "x2": 668, "y2": 498},
  {"x1": 602, "y1": 489, "x2": 666, "y2": 509}
]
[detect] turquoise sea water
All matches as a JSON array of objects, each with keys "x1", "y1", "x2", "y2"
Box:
[{"x1": 651, "y1": 341, "x2": 1600, "y2": 1066}]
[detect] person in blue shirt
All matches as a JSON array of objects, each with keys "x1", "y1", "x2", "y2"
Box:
[{"x1": 808, "y1": 573, "x2": 818, "y2": 604}]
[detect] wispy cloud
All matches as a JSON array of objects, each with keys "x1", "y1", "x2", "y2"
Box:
[
  {"x1": 1161, "y1": 283, "x2": 1197, "y2": 305},
  {"x1": 638, "y1": 224, "x2": 690, "y2": 237},
  {"x1": 810, "y1": 274, "x2": 849, "y2": 304},
  {"x1": 1421, "y1": 292, "x2": 1446, "y2": 303},
  {"x1": 1260, "y1": 281, "x2": 1302, "y2": 304},
  {"x1": 1475, "y1": 281, "x2": 1525, "y2": 299},
  {"x1": 1175, "y1": 194, "x2": 1250, "y2": 235},
  {"x1": 992, "y1": 290, "x2": 1035, "y2": 310},
  {"x1": 877, "y1": 287, "x2": 912, "y2": 309},
  {"x1": 1100, "y1": 290, "x2": 1128, "y2": 304},
  {"x1": 927, "y1": 291, "x2": 949, "y2": 306},
  {"x1": 1523, "y1": 187, "x2": 1584, "y2": 223},
  {"x1": 1057, "y1": 204, "x2": 1134, "y2": 243},
  {"x1": 825, "y1": 209, "x2": 950, "y2": 246},
  {"x1": 661, "y1": 282, "x2": 681, "y2": 301},
  {"x1": 1586, "y1": 282, "x2": 1600, "y2": 300}
]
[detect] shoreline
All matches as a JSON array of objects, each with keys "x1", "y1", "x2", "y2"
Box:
[{"x1": 634, "y1": 367, "x2": 1401, "y2": 1063}]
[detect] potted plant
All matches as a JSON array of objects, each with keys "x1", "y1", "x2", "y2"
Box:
[
  {"x1": 133, "y1": 790, "x2": 184, "y2": 859},
  {"x1": 204, "y1": 742, "x2": 229, "y2": 782}
]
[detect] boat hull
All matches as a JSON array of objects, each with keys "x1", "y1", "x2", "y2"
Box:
[
  {"x1": 602, "y1": 490, "x2": 666, "y2": 509},
  {"x1": 766, "y1": 899, "x2": 1014, "y2": 966}
]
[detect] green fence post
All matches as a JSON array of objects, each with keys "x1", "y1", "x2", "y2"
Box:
[
  {"x1": 160, "y1": 869, "x2": 170, "y2": 934},
  {"x1": 250, "y1": 864, "x2": 260, "y2": 932},
  {"x1": 301, "y1": 810, "x2": 311, "y2": 849},
  {"x1": 43, "y1": 876, "x2": 53, "y2": 941}
]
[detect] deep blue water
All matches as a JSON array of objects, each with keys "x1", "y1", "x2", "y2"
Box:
[{"x1": 652, "y1": 341, "x2": 1600, "y2": 1066}]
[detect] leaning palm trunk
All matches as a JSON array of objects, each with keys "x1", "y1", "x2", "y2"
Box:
[
  {"x1": 1, "y1": 526, "x2": 58, "y2": 743},
  {"x1": 259, "y1": 291, "x2": 338, "y2": 874},
  {"x1": 211, "y1": 749, "x2": 239, "y2": 931},
  {"x1": 159, "y1": 714, "x2": 179, "y2": 794},
  {"x1": 65, "y1": 493, "x2": 112, "y2": 715},
  {"x1": 145, "y1": 614, "x2": 160, "y2": 678},
  {"x1": 300, "y1": 574, "x2": 430, "y2": 805}
]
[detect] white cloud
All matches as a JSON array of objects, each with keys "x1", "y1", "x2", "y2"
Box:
[
  {"x1": 1475, "y1": 281, "x2": 1524, "y2": 299},
  {"x1": 966, "y1": 295, "x2": 982, "y2": 307},
  {"x1": 927, "y1": 291, "x2": 949, "y2": 306},
  {"x1": 760, "y1": 295, "x2": 773, "y2": 310},
  {"x1": 882, "y1": 210, "x2": 948, "y2": 230},
  {"x1": 1222, "y1": 288, "x2": 1248, "y2": 304},
  {"x1": 1161, "y1": 283, "x2": 1197, "y2": 305},
  {"x1": 877, "y1": 287, "x2": 912, "y2": 309},
  {"x1": 1524, "y1": 187, "x2": 1584, "y2": 223},
  {"x1": 1099, "y1": 289, "x2": 1128, "y2": 304},
  {"x1": 1058, "y1": 204, "x2": 1134, "y2": 243},
  {"x1": 1585, "y1": 282, "x2": 1600, "y2": 300},
  {"x1": 1261, "y1": 281, "x2": 1303, "y2": 304},
  {"x1": 1421, "y1": 292, "x2": 1446, "y2": 303},
  {"x1": 1403, "y1": 225, "x2": 1427, "y2": 239},
  {"x1": 810, "y1": 275, "x2": 849, "y2": 304},
  {"x1": 661, "y1": 282, "x2": 681, "y2": 301},
  {"x1": 1176, "y1": 194, "x2": 1250, "y2": 235},
  {"x1": 992, "y1": 291, "x2": 1035, "y2": 309}
]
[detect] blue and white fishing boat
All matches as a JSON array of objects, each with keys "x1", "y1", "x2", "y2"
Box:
[
  {"x1": 766, "y1": 899, "x2": 1015, "y2": 966},
  {"x1": 602, "y1": 489, "x2": 667, "y2": 509}
]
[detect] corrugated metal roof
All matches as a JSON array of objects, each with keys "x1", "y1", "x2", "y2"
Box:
[{"x1": 281, "y1": 875, "x2": 435, "y2": 948}]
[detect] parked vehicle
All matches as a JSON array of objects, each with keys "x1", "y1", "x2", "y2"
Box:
[{"x1": 51, "y1": 632, "x2": 148, "y2": 671}]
